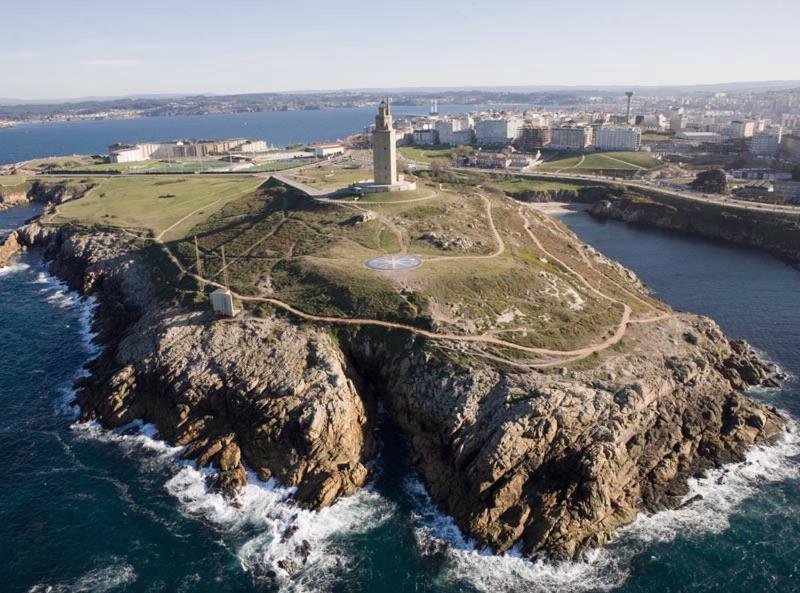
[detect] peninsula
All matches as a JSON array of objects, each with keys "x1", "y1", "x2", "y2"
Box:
[{"x1": 0, "y1": 119, "x2": 787, "y2": 576}]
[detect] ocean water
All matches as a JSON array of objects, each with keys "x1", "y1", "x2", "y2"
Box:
[
  {"x1": 0, "y1": 104, "x2": 493, "y2": 165},
  {"x1": 1, "y1": 112, "x2": 799, "y2": 591}
]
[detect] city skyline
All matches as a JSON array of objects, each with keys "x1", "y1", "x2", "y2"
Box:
[{"x1": 3, "y1": 0, "x2": 799, "y2": 101}]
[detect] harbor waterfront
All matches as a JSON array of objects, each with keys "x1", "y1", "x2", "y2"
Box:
[
  {"x1": 1, "y1": 193, "x2": 798, "y2": 592},
  {"x1": 0, "y1": 105, "x2": 503, "y2": 165}
]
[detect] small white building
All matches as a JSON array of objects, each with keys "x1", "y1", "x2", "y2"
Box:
[
  {"x1": 677, "y1": 131, "x2": 726, "y2": 144},
  {"x1": 210, "y1": 289, "x2": 237, "y2": 317},
  {"x1": 235, "y1": 140, "x2": 268, "y2": 153},
  {"x1": 313, "y1": 144, "x2": 346, "y2": 158}
]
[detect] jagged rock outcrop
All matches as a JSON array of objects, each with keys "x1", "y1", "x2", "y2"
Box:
[
  {"x1": 0, "y1": 190, "x2": 28, "y2": 211},
  {"x1": 20, "y1": 225, "x2": 374, "y2": 506},
  {"x1": 15, "y1": 223, "x2": 786, "y2": 561},
  {"x1": 344, "y1": 314, "x2": 784, "y2": 559},
  {"x1": 500, "y1": 184, "x2": 615, "y2": 204},
  {"x1": 0, "y1": 179, "x2": 94, "y2": 213},
  {"x1": 28, "y1": 180, "x2": 95, "y2": 205},
  {"x1": 0, "y1": 231, "x2": 21, "y2": 267}
]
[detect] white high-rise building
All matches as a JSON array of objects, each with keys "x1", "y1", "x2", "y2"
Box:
[
  {"x1": 436, "y1": 119, "x2": 461, "y2": 145},
  {"x1": 595, "y1": 126, "x2": 642, "y2": 151},
  {"x1": 726, "y1": 120, "x2": 756, "y2": 139},
  {"x1": 669, "y1": 108, "x2": 684, "y2": 132},
  {"x1": 550, "y1": 126, "x2": 593, "y2": 150},
  {"x1": 475, "y1": 118, "x2": 522, "y2": 145},
  {"x1": 750, "y1": 127, "x2": 783, "y2": 157}
]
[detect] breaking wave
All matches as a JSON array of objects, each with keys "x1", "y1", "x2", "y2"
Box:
[
  {"x1": 403, "y1": 421, "x2": 800, "y2": 593},
  {"x1": 27, "y1": 558, "x2": 137, "y2": 593},
  {"x1": 71, "y1": 420, "x2": 394, "y2": 592},
  {"x1": 0, "y1": 261, "x2": 30, "y2": 277},
  {"x1": 30, "y1": 267, "x2": 100, "y2": 415},
  {"x1": 28, "y1": 247, "x2": 800, "y2": 592}
]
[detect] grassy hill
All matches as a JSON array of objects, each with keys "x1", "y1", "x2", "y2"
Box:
[
  {"x1": 51, "y1": 175, "x2": 263, "y2": 239},
  {"x1": 37, "y1": 161, "x2": 665, "y2": 360}
]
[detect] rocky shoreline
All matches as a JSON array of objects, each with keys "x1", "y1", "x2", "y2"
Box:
[
  {"x1": 6, "y1": 221, "x2": 787, "y2": 566},
  {"x1": 0, "y1": 179, "x2": 95, "y2": 213},
  {"x1": 589, "y1": 194, "x2": 800, "y2": 270}
]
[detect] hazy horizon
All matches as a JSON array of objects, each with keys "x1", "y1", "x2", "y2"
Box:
[
  {"x1": 3, "y1": 79, "x2": 800, "y2": 105},
  {"x1": 3, "y1": 0, "x2": 799, "y2": 101}
]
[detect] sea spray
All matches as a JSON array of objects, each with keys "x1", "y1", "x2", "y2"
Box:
[
  {"x1": 25, "y1": 256, "x2": 393, "y2": 592},
  {"x1": 27, "y1": 558, "x2": 138, "y2": 593},
  {"x1": 27, "y1": 265, "x2": 101, "y2": 415},
  {"x1": 0, "y1": 261, "x2": 30, "y2": 277},
  {"x1": 71, "y1": 420, "x2": 395, "y2": 592},
  {"x1": 401, "y1": 421, "x2": 799, "y2": 593}
]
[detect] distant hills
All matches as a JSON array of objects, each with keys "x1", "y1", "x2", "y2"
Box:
[{"x1": 2, "y1": 80, "x2": 799, "y2": 107}]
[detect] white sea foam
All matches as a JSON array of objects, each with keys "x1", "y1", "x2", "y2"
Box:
[
  {"x1": 72, "y1": 420, "x2": 394, "y2": 592},
  {"x1": 403, "y1": 421, "x2": 800, "y2": 593},
  {"x1": 27, "y1": 558, "x2": 137, "y2": 592},
  {"x1": 616, "y1": 419, "x2": 800, "y2": 546},
  {"x1": 403, "y1": 475, "x2": 627, "y2": 593},
  {"x1": 31, "y1": 265, "x2": 100, "y2": 415},
  {"x1": 0, "y1": 261, "x2": 30, "y2": 277}
]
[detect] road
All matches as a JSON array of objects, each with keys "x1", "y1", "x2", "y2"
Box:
[{"x1": 452, "y1": 166, "x2": 800, "y2": 216}]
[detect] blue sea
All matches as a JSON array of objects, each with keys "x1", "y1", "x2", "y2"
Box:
[
  {"x1": 0, "y1": 104, "x2": 488, "y2": 165},
  {"x1": 1, "y1": 112, "x2": 799, "y2": 592}
]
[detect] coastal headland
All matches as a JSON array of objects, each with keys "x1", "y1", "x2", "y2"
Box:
[{"x1": 0, "y1": 158, "x2": 789, "y2": 578}]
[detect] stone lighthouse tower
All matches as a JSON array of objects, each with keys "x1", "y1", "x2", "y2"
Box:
[{"x1": 372, "y1": 97, "x2": 397, "y2": 186}]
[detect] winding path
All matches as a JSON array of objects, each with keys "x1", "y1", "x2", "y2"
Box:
[{"x1": 146, "y1": 184, "x2": 671, "y2": 368}]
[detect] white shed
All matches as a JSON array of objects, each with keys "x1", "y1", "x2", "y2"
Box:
[{"x1": 210, "y1": 288, "x2": 237, "y2": 317}]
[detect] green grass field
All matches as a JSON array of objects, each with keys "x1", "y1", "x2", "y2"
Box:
[
  {"x1": 0, "y1": 175, "x2": 31, "y2": 193},
  {"x1": 539, "y1": 151, "x2": 661, "y2": 172},
  {"x1": 49, "y1": 158, "x2": 239, "y2": 174},
  {"x1": 398, "y1": 146, "x2": 473, "y2": 164},
  {"x1": 491, "y1": 176, "x2": 588, "y2": 194},
  {"x1": 163, "y1": 177, "x2": 635, "y2": 351},
  {"x1": 52, "y1": 175, "x2": 263, "y2": 239},
  {"x1": 29, "y1": 167, "x2": 666, "y2": 358},
  {"x1": 285, "y1": 163, "x2": 372, "y2": 189}
]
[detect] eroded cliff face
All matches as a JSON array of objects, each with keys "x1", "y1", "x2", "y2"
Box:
[
  {"x1": 344, "y1": 319, "x2": 783, "y2": 558},
  {"x1": 0, "y1": 180, "x2": 95, "y2": 213},
  {"x1": 16, "y1": 224, "x2": 785, "y2": 561},
  {"x1": 21, "y1": 224, "x2": 374, "y2": 508}
]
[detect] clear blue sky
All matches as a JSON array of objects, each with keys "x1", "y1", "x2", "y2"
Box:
[{"x1": 3, "y1": 0, "x2": 799, "y2": 100}]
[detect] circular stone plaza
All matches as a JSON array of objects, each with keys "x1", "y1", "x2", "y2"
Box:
[{"x1": 366, "y1": 255, "x2": 423, "y2": 271}]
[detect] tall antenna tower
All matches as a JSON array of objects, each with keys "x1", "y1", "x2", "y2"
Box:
[{"x1": 624, "y1": 92, "x2": 634, "y2": 124}]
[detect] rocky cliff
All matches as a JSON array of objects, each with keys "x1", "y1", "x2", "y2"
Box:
[
  {"x1": 14, "y1": 222, "x2": 786, "y2": 566},
  {"x1": 0, "y1": 179, "x2": 95, "y2": 213},
  {"x1": 497, "y1": 185, "x2": 613, "y2": 204},
  {"x1": 590, "y1": 193, "x2": 800, "y2": 269}
]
